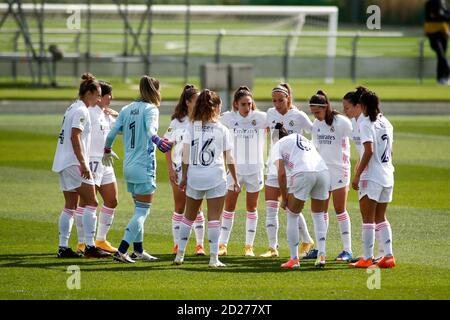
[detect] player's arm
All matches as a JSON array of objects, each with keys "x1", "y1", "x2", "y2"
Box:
[
  {"x1": 71, "y1": 128, "x2": 91, "y2": 179},
  {"x1": 224, "y1": 149, "x2": 240, "y2": 193},
  {"x1": 276, "y1": 159, "x2": 288, "y2": 209},
  {"x1": 145, "y1": 107, "x2": 172, "y2": 153},
  {"x1": 103, "y1": 111, "x2": 123, "y2": 166},
  {"x1": 352, "y1": 141, "x2": 373, "y2": 190}
]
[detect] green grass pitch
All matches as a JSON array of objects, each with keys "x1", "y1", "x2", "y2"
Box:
[{"x1": 0, "y1": 113, "x2": 449, "y2": 300}]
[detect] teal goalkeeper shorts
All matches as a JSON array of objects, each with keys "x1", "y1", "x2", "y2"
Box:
[{"x1": 127, "y1": 180, "x2": 156, "y2": 196}]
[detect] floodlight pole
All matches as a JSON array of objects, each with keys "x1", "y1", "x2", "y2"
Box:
[
  {"x1": 86, "y1": 0, "x2": 92, "y2": 72},
  {"x1": 184, "y1": 0, "x2": 191, "y2": 84},
  {"x1": 145, "y1": 0, "x2": 153, "y2": 75}
]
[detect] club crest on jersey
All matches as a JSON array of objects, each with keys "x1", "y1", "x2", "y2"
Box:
[
  {"x1": 167, "y1": 127, "x2": 172, "y2": 132},
  {"x1": 330, "y1": 126, "x2": 335, "y2": 132},
  {"x1": 252, "y1": 120, "x2": 257, "y2": 126},
  {"x1": 234, "y1": 122, "x2": 239, "y2": 126},
  {"x1": 289, "y1": 120, "x2": 294, "y2": 126},
  {"x1": 79, "y1": 117, "x2": 85, "y2": 123}
]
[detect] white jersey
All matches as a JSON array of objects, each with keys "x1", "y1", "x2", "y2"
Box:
[
  {"x1": 359, "y1": 114, "x2": 394, "y2": 187},
  {"x1": 266, "y1": 106, "x2": 313, "y2": 176},
  {"x1": 164, "y1": 116, "x2": 190, "y2": 167},
  {"x1": 88, "y1": 106, "x2": 116, "y2": 159},
  {"x1": 220, "y1": 109, "x2": 267, "y2": 175},
  {"x1": 52, "y1": 100, "x2": 91, "y2": 173},
  {"x1": 312, "y1": 114, "x2": 352, "y2": 170},
  {"x1": 273, "y1": 133, "x2": 328, "y2": 178},
  {"x1": 351, "y1": 115, "x2": 366, "y2": 157},
  {"x1": 184, "y1": 121, "x2": 233, "y2": 190}
]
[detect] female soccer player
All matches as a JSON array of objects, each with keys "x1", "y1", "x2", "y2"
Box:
[
  {"x1": 174, "y1": 89, "x2": 240, "y2": 267},
  {"x1": 261, "y1": 83, "x2": 315, "y2": 258},
  {"x1": 349, "y1": 90, "x2": 396, "y2": 268},
  {"x1": 52, "y1": 73, "x2": 110, "y2": 259},
  {"x1": 103, "y1": 75, "x2": 172, "y2": 263},
  {"x1": 164, "y1": 84, "x2": 205, "y2": 256},
  {"x1": 75, "y1": 81, "x2": 119, "y2": 255},
  {"x1": 218, "y1": 86, "x2": 267, "y2": 257},
  {"x1": 309, "y1": 90, "x2": 353, "y2": 261},
  {"x1": 343, "y1": 86, "x2": 386, "y2": 261},
  {"x1": 274, "y1": 128, "x2": 330, "y2": 269}
]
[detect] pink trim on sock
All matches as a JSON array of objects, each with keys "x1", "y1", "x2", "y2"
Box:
[
  {"x1": 208, "y1": 220, "x2": 221, "y2": 228},
  {"x1": 195, "y1": 213, "x2": 205, "y2": 222},
  {"x1": 75, "y1": 207, "x2": 84, "y2": 215},
  {"x1": 266, "y1": 200, "x2": 280, "y2": 209},
  {"x1": 247, "y1": 212, "x2": 258, "y2": 220},
  {"x1": 323, "y1": 212, "x2": 329, "y2": 221},
  {"x1": 222, "y1": 211, "x2": 235, "y2": 219},
  {"x1": 85, "y1": 205, "x2": 97, "y2": 211},
  {"x1": 172, "y1": 212, "x2": 183, "y2": 221},
  {"x1": 362, "y1": 223, "x2": 375, "y2": 230},
  {"x1": 63, "y1": 208, "x2": 74, "y2": 217},
  {"x1": 101, "y1": 205, "x2": 115, "y2": 215},
  {"x1": 181, "y1": 217, "x2": 194, "y2": 226},
  {"x1": 337, "y1": 212, "x2": 349, "y2": 221},
  {"x1": 376, "y1": 221, "x2": 390, "y2": 230}
]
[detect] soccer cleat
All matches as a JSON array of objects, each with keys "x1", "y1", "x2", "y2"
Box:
[
  {"x1": 173, "y1": 251, "x2": 185, "y2": 265},
  {"x1": 376, "y1": 255, "x2": 396, "y2": 268},
  {"x1": 57, "y1": 247, "x2": 82, "y2": 258},
  {"x1": 130, "y1": 251, "x2": 158, "y2": 261},
  {"x1": 299, "y1": 241, "x2": 315, "y2": 259},
  {"x1": 209, "y1": 259, "x2": 226, "y2": 268},
  {"x1": 195, "y1": 244, "x2": 206, "y2": 256},
  {"x1": 95, "y1": 240, "x2": 118, "y2": 253},
  {"x1": 172, "y1": 244, "x2": 178, "y2": 255},
  {"x1": 244, "y1": 245, "x2": 255, "y2": 257},
  {"x1": 84, "y1": 245, "x2": 112, "y2": 259},
  {"x1": 260, "y1": 247, "x2": 279, "y2": 258},
  {"x1": 303, "y1": 249, "x2": 318, "y2": 260},
  {"x1": 218, "y1": 244, "x2": 228, "y2": 256},
  {"x1": 113, "y1": 251, "x2": 135, "y2": 264},
  {"x1": 76, "y1": 243, "x2": 86, "y2": 255},
  {"x1": 373, "y1": 256, "x2": 383, "y2": 264},
  {"x1": 281, "y1": 258, "x2": 300, "y2": 269},
  {"x1": 335, "y1": 250, "x2": 353, "y2": 261},
  {"x1": 349, "y1": 257, "x2": 373, "y2": 268},
  {"x1": 315, "y1": 255, "x2": 326, "y2": 268}
]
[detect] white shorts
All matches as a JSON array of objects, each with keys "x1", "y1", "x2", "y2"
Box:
[
  {"x1": 288, "y1": 170, "x2": 330, "y2": 201},
  {"x1": 59, "y1": 165, "x2": 95, "y2": 192},
  {"x1": 227, "y1": 171, "x2": 264, "y2": 193},
  {"x1": 265, "y1": 174, "x2": 279, "y2": 188},
  {"x1": 358, "y1": 180, "x2": 393, "y2": 203},
  {"x1": 328, "y1": 166, "x2": 350, "y2": 191},
  {"x1": 89, "y1": 159, "x2": 116, "y2": 187},
  {"x1": 186, "y1": 181, "x2": 227, "y2": 200}
]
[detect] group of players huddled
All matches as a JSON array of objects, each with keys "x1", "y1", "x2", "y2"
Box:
[{"x1": 52, "y1": 72, "x2": 395, "y2": 269}]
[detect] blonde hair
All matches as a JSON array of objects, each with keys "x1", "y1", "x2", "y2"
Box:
[
  {"x1": 272, "y1": 82, "x2": 293, "y2": 109},
  {"x1": 191, "y1": 89, "x2": 221, "y2": 123},
  {"x1": 78, "y1": 72, "x2": 99, "y2": 97},
  {"x1": 232, "y1": 86, "x2": 257, "y2": 112},
  {"x1": 139, "y1": 75, "x2": 161, "y2": 106}
]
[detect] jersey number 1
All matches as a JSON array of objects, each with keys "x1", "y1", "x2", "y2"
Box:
[{"x1": 129, "y1": 121, "x2": 135, "y2": 149}]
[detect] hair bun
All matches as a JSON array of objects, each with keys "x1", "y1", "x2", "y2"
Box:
[
  {"x1": 316, "y1": 90, "x2": 326, "y2": 96},
  {"x1": 238, "y1": 86, "x2": 250, "y2": 91},
  {"x1": 81, "y1": 72, "x2": 95, "y2": 82}
]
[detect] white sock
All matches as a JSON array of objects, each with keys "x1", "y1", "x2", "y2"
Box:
[
  {"x1": 208, "y1": 220, "x2": 221, "y2": 261},
  {"x1": 298, "y1": 212, "x2": 314, "y2": 243},
  {"x1": 311, "y1": 212, "x2": 327, "y2": 257},
  {"x1": 265, "y1": 200, "x2": 279, "y2": 249},
  {"x1": 377, "y1": 220, "x2": 393, "y2": 257},
  {"x1": 74, "y1": 206, "x2": 85, "y2": 244},
  {"x1": 83, "y1": 205, "x2": 97, "y2": 247},
  {"x1": 58, "y1": 208, "x2": 74, "y2": 248},
  {"x1": 194, "y1": 211, "x2": 205, "y2": 246},
  {"x1": 324, "y1": 212, "x2": 329, "y2": 232},
  {"x1": 96, "y1": 205, "x2": 115, "y2": 241},
  {"x1": 245, "y1": 211, "x2": 258, "y2": 246},
  {"x1": 171, "y1": 212, "x2": 183, "y2": 246},
  {"x1": 375, "y1": 226, "x2": 384, "y2": 257},
  {"x1": 177, "y1": 217, "x2": 193, "y2": 254},
  {"x1": 336, "y1": 211, "x2": 352, "y2": 253},
  {"x1": 362, "y1": 223, "x2": 375, "y2": 260},
  {"x1": 286, "y1": 208, "x2": 299, "y2": 260},
  {"x1": 218, "y1": 211, "x2": 234, "y2": 245}
]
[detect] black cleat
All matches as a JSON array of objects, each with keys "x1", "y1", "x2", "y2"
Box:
[
  {"x1": 57, "y1": 247, "x2": 82, "y2": 258},
  {"x1": 84, "y1": 245, "x2": 112, "y2": 258}
]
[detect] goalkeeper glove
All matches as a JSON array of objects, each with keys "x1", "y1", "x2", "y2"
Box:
[
  {"x1": 102, "y1": 148, "x2": 119, "y2": 166},
  {"x1": 151, "y1": 135, "x2": 172, "y2": 153}
]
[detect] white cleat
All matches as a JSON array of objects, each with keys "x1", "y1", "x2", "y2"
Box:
[
  {"x1": 172, "y1": 251, "x2": 185, "y2": 265},
  {"x1": 130, "y1": 250, "x2": 158, "y2": 261},
  {"x1": 209, "y1": 259, "x2": 226, "y2": 268},
  {"x1": 113, "y1": 251, "x2": 135, "y2": 264}
]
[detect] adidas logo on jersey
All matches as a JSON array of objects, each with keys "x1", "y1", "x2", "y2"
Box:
[{"x1": 338, "y1": 180, "x2": 343, "y2": 183}]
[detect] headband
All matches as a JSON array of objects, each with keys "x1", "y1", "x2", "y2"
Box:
[
  {"x1": 272, "y1": 86, "x2": 289, "y2": 96},
  {"x1": 309, "y1": 103, "x2": 328, "y2": 107}
]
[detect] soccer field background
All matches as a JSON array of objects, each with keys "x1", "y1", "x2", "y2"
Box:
[{"x1": 0, "y1": 114, "x2": 449, "y2": 300}]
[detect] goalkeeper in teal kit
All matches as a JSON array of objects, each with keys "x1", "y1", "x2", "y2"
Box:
[{"x1": 102, "y1": 76, "x2": 172, "y2": 263}]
